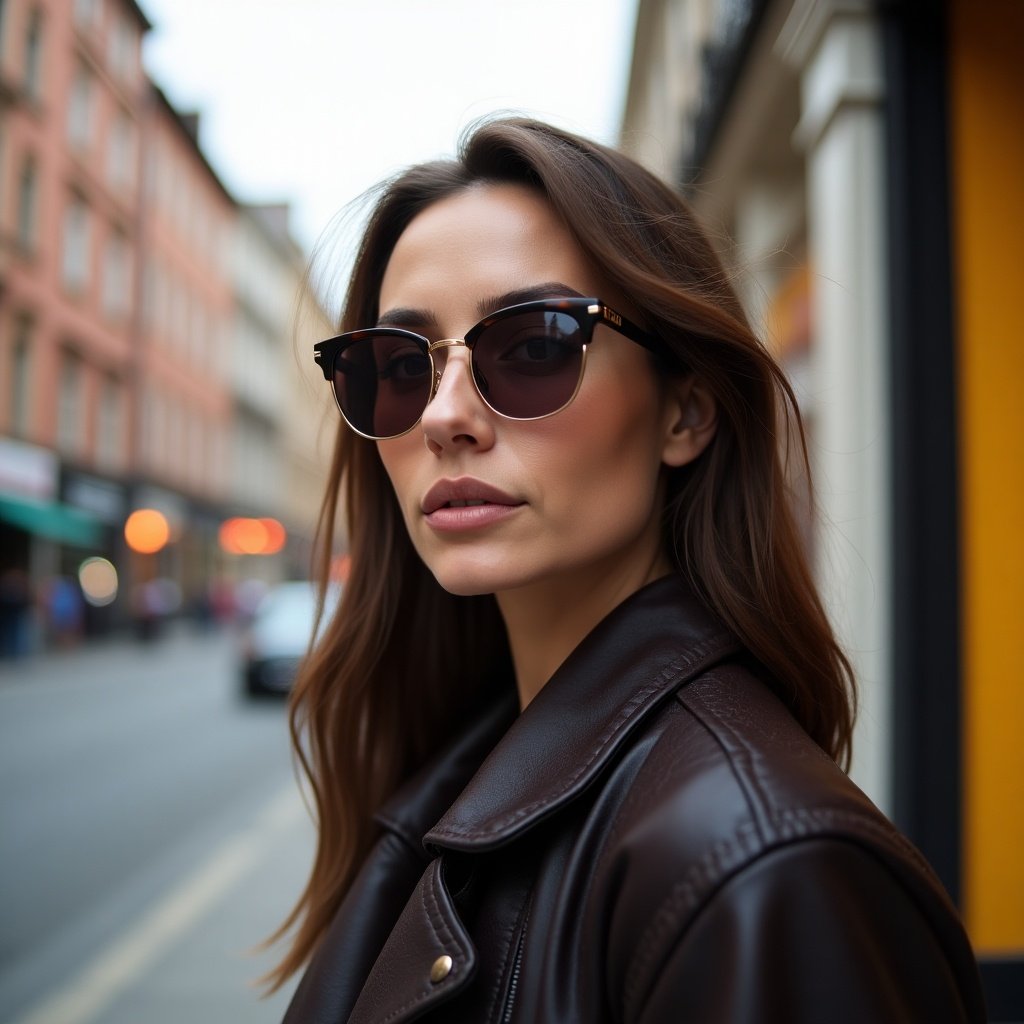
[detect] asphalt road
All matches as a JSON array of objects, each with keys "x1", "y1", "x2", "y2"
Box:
[{"x1": 0, "y1": 625, "x2": 315, "y2": 1024}]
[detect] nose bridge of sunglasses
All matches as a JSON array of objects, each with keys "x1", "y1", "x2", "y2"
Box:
[
  {"x1": 425, "y1": 339, "x2": 474, "y2": 397},
  {"x1": 427, "y1": 337, "x2": 467, "y2": 356}
]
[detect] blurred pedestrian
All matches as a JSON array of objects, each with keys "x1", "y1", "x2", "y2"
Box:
[
  {"x1": 272, "y1": 118, "x2": 985, "y2": 1022},
  {"x1": 43, "y1": 575, "x2": 83, "y2": 649},
  {"x1": 0, "y1": 567, "x2": 33, "y2": 659}
]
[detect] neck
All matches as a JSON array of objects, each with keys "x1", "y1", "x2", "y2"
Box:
[{"x1": 497, "y1": 550, "x2": 673, "y2": 710}]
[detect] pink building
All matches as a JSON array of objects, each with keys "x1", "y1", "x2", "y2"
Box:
[
  {"x1": 134, "y1": 86, "x2": 236, "y2": 605},
  {"x1": 0, "y1": 1, "x2": 324, "y2": 646},
  {"x1": 0, "y1": 0, "x2": 149, "y2": 630}
]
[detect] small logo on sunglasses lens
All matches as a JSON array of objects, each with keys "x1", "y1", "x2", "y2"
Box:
[{"x1": 603, "y1": 308, "x2": 622, "y2": 327}]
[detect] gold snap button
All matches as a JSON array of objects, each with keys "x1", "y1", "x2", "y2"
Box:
[{"x1": 430, "y1": 954, "x2": 453, "y2": 983}]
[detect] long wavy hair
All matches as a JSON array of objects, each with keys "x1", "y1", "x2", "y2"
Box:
[{"x1": 267, "y1": 117, "x2": 856, "y2": 987}]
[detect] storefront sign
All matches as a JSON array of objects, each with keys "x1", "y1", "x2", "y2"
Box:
[
  {"x1": 64, "y1": 473, "x2": 126, "y2": 525},
  {"x1": 0, "y1": 437, "x2": 58, "y2": 501}
]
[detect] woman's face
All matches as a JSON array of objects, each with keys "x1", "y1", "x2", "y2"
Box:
[{"x1": 374, "y1": 183, "x2": 686, "y2": 600}]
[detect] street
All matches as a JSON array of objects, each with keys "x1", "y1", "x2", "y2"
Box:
[{"x1": 0, "y1": 626, "x2": 314, "y2": 1024}]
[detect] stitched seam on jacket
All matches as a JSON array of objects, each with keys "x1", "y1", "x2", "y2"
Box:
[
  {"x1": 622, "y1": 822, "x2": 762, "y2": 1015},
  {"x1": 601, "y1": 700, "x2": 685, "y2": 856},
  {"x1": 621, "y1": 805, "x2": 929, "y2": 1019},
  {"x1": 374, "y1": 862, "x2": 464, "y2": 1024},
  {"x1": 432, "y1": 634, "x2": 733, "y2": 840},
  {"x1": 678, "y1": 670, "x2": 939, "y2": 881},
  {"x1": 712, "y1": 669, "x2": 778, "y2": 839},
  {"x1": 765, "y1": 806, "x2": 938, "y2": 877},
  {"x1": 678, "y1": 670, "x2": 773, "y2": 846}
]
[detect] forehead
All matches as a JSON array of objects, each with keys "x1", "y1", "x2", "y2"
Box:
[{"x1": 378, "y1": 183, "x2": 605, "y2": 320}]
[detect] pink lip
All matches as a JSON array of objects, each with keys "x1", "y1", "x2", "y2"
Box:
[
  {"x1": 425, "y1": 503, "x2": 523, "y2": 532},
  {"x1": 421, "y1": 477, "x2": 525, "y2": 532},
  {"x1": 421, "y1": 477, "x2": 523, "y2": 515}
]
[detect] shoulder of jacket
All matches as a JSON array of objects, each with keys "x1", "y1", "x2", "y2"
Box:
[
  {"x1": 600, "y1": 662, "x2": 942, "y2": 969},
  {"x1": 642, "y1": 660, "x2": 920, "y2": 862},
  {"x1": 599, "y1": 662, "x2": 973, "y2": 1018}
]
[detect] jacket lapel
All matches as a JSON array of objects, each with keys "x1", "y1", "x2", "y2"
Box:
[
  {"x1": 347, "y1": 857, "x2": 476, "y2": 1024},
  {"x1": 426, "y1": 574, "x2": 740, "y2": 855},
  {"x1": 283, "y1": 690, "x2": 517, "y2": 1024}
]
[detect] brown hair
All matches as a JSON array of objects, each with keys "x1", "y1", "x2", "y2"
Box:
[{"x1": 266, "y1": 117, "x2": 855, "y2": 987}]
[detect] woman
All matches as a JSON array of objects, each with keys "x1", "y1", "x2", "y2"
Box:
[{"x1": 274, "y1": 118, "x2": 984, "y2": 1022}]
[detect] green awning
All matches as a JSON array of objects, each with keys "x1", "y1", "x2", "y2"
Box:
[{"x1": 0, "y1": 494, "x2": 103, "y2": 548}]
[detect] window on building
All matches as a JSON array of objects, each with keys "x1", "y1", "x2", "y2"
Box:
[
  {"x1": 67, "y1": 64, "x2": 94, "y2": 151},
  {"x1": 73, "y1": 0, "x2": 101, "y2": 31},
  {"x1": 143, "y1": 141, "x2": 158, "y2": 201},
  {"x1": 142, "y1": 259, "x2": 156, "y2": 329},
  {"x1": 188, "y1": 415, "x2": 202, "y2": 488},
  {"x1": 106, "y1": 109, "x2": 136, "y2": 190},
  {"x1": 96, "y1": 377, "x2": 124, "y2": 471},
  {"x1": 62, "y1": 197, "x2": 91, "y2": 294},
  {"x1": 172, "y1": 276, "x2": 187, "y2": 348},
  {"x1": 9, "y1": 317, "x2": 33, "y2": 436},
  {"x1": 194, "y1": 304, "x2": 208, "y2": 370},
  {"x1": 141, "y1": 387, "x2": 156, "y2": 469},
  {"x1": 207, "y1": 424, "x2": 223, "y2": 493},
  {"x1": 149, "y1": 391, "x2": 164, "y2": 471},
  {"x1": 152, "y1": 263, "x2": 168, "y2": 337},
  {"x1": 107, "y1": 15, "x2": 137, "y2": 83},
  {"x1": 57, "y1": 352, "x2": 83, "y2": 457},
  {"x1": 166, "y1": 398, "x2": 181, "y2": 477},
  {"x1": 17, "y1": 155, "x2": 38, "y2": 252},
  {"x1": 102, "y1": 231, "x2": 131, "y2": 320},
  {"x1": 24, "y1": 7, "x2": 43, "y2": 101}
]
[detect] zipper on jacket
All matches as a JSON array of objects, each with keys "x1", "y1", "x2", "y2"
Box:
[{"x1": 500, "y1": 920, "x2": 527, "y2": 1024}]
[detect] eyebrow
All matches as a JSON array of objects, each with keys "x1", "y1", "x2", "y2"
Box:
[{"x1": 375, "y1": 281, "x2": 587, "y2": 330}]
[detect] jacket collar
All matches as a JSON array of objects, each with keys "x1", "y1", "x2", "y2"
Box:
[
  {"x1": 424, "y1": 573, "x2": 740, "y2": 855},
  {"x1": 374, "y1": 683, "x2": 519, "y2": 848}
]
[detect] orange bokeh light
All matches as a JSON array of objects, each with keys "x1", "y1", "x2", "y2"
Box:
[
  {"x1": 259, "y1": 518, "x2": 286, "y2": 553},
  {"x1": 219, "y1": 517, "x2": 286, "y2": 556},
  {"x1": 124, "y1": 509, "x2": 170, "y2": 554}
]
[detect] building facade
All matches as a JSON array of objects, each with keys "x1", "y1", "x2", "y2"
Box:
[
  {"x1": 134, "y1": 86, "x2": 235, "y2": 609},
  {"x1": 1, "y1": 0, "x2": 331, "y2": 644},
  {"x1": 232, "y1": 201, "x2": 335, "y2": 584},
  {"x1": 621, "y1": 0, "x2": 1023, "y2": 1011},
  {"x1": 0, "y1": 0, "x2": 149, "y2": 635}
]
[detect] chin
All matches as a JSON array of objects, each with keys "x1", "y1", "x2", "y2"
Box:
[
  {"x1": 431, "y1": 570, "x2": 513, "y2": 598},
  {"x1": 426, "y1": 556, "x2": 539, "y2": 598}
]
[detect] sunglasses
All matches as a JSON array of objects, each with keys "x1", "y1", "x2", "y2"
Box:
[{"x1": 313, "y1": 297, "x2": 660, "y2": 440}]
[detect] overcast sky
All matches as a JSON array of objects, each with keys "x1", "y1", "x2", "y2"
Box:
[{"x1": 140, "y1": 0, "x2": 642, "y2": 255}]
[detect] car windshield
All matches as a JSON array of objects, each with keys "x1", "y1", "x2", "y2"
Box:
[{"x1": 252, "y1": 582, "x2": 341, "y2": 649}]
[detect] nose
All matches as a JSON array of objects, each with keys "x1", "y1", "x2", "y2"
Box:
[{"x1": 421, "y1": 344, "x2": 495, "y2": 454}]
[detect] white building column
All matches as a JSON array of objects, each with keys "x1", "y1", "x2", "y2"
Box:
[{"x1": 777, "y1": 0, "x2": 892, "y2": 809}]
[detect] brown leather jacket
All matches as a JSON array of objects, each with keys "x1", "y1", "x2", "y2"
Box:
[{"x1": 283, "y1": 575, "x2": 985, "y2": 1023}]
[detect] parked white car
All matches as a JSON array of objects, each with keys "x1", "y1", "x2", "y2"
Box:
[{"x1": 239, "y1": 581, "x2": 341, "y2": 697}]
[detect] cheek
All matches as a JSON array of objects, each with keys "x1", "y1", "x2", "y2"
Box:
[
  {"x1": 521, "y1": 371, "x2": 667, "y2": 519},
  {"x1": 376, "y1": 437, "x2": 423, "y2": 520}
]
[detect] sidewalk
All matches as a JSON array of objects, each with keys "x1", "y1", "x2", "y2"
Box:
[{"x1": 0, "y1": 621, "x2": 235, "y2": 686}]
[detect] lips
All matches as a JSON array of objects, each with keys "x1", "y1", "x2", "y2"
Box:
[{"x1": 421, "y1": 478, "x2": 524, "y2": 515}]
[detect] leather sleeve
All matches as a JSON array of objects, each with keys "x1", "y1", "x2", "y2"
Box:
[
  {"x1": 631, "y1": 838, "x2": 984, "y2": 1024},
  {"x1": 282, "y1": 829, "x2": 427, "y2": 1024}
]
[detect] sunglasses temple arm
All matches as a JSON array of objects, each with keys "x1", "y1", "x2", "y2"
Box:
[{"x1": 614, "y1": 313, "x2": 662, "y2": 354}]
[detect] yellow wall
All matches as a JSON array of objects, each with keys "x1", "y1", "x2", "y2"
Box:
[{"x1": 950, "y1": 0, "x2": 1024, "y2": 952}]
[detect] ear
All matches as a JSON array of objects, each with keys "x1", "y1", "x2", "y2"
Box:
[{"x1": 660, "y1": 376, "x2": 717, "y2": 468}]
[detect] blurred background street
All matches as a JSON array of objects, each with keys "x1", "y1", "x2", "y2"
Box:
[{"x1": 0, "y1": 625, "x2": 311, "y2": 1024}]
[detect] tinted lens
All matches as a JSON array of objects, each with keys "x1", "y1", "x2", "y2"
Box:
[
  {"x1": 332, "y1": 332, "x2": 431, "y2": 438},
  {"x1": 471, "y1": 311, "x2": 585, "y2": 419}
]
